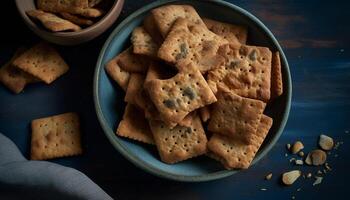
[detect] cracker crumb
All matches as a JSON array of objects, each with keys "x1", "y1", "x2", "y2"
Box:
[
  {"x1": 291, "y1": 141, "x2": 304, "y2": 154},
  {"x1": 295, "y1": 159, "x2": 303, "y2": 165},
  {"x1": 313, "y1": 176, "x2": 323, "y2": 186},
  {"x1": 265, "y1": 173, "x2": 273, "y2": 180},
  {"x1": 260, "y1": 188, "x2": 267, "y2": 191},
  {"x1": 323, "y1": 169, "x2": 327, "y2": 174},
  {"x1": 292, "y1": 195, "x2": 296, "y2": 199},
  {"x1": 307, "y1": 173, "x2": 312, "y2": 178},
  {"x1": 286, "y1": 143, "x2": 291, "y2": 150},
  {"x1": 319, "y1": 134, "x2": 334, "y2": 151},
  {"x1": 325, "y1": 163, "x2": 332, "y2": 171},
  {"x1": 282, "y1": 170, "x2": 301, "y2": 185},
  {"x1": 345, "y1": 130, "x2": 349, "y2": 134},
  {"x1": 290, "y1": 157, "x2": 296, "y2": 163},
  {"x1": 285, "y1": 153, "x2": 289, "y2": 157},
  {"x1": 297, "y1": 188, "x2": 301, "y2": 192},
  {"x1": 298, "y1": 151, "x2": 304, "y2": 157},
  {"x1": 317, "y1": 170, "x2": 323, "y2": 175}
]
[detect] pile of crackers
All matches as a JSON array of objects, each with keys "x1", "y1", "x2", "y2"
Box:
[
  {"x1": 26, "y1": 0, "x2": 108, "y2": 32},
  {"x1": 0, "y1": 43, "x2": 69, "y2": 93},
  {"x1": 105, "y1": 5, "x2": 283, "y2": 169}
]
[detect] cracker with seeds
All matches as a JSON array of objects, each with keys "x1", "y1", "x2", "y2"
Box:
[
  {"x1": 143, "y1": 14, "x2": 164, "y2": 45},
  {"x1": 151, "y1": 5, "x2": 205, "y2": 38},
  {"x1": 117, "y1": 104, "x2": 154, "y2": 144},
  {"x1": 105, "y1": 56, "x2": 130, "y2": 91},
  {"x1": 208, "y1": 86, "x2": 266, "y2": 144},
  {"x1": 60, "y1": 12, "x2": 94, "y2": 26},
  {"x1": 149, "y1": 115, "x2": 207, "y2": 164},
  {"x1": 207, "y1": 43, "x2": 272, "y2": 101},
  {"x1": 146, "y1": 63, "x2": 217, "y2": 125},
  {"x1": 208, "y1": 115, "x2": 273, "y2": 169},
  {"x1": 12, "y1": 43, "x2": 69, "y2": 84},
  {"x1": 31, "y1": 112, "x2": 82, "y2": 160},
  {"x1": 158, "y1": 18, "x2": 228, "y2": 73},
  {"x1": 270, "y1": 51, "x2": 283, "y2": 100},
  {"x1": 131, "y1": 27, "x2": 159, "y2": 58},
  {"x1": 117, "y1": 48, "x2": 149, "y2": 73},
  {"x1": 203, "y1": 18, "x2": 247, "y2": 44},
  {"x1": 0, "y1": 48, "x2": 39, "y2": 94},
  {"x1": 27, "y1": 10, "x2": 81, "y2": 32}
]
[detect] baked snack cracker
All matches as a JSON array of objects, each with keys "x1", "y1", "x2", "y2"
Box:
[
  {"x1": 31, "y1": 112, "x2": 82, "y2": 160},
  {"x1": 146, "y1": 63, "x2": 217, "y2": 125},
  {"x1": 12, "y1": 43, "x2": 69, "y2": 84},
  {"x1": 131, "y1": 27, "x2": 159, "y2": 58},
  {"x1": 143, "y1": 14, "x2": 164, "y2": 45},
  {"x1": 149, "y1": 115, "x2": 207, "y2": 164},
  {"x1": 208, "y1": 115, "x2": 273, "y2": 169},
  {"x1": 158, "y1": 18, "x2": 228, "y2": 73},
  {"x1": 207, "y1": 43, "x2": 272, "y2": 101},
  {"x1": 208, "y1": 86, "x2": 266, "y2": 144},
  {"x1": 124, "y1": 73, "x2": 147, "y2": 109},
  {"x1": 117, "y1": 48, "x2": 149, "y2": 73},
  {"x1": 27, "y1": 10, "x2": 81, "y2": 32},
  {"x1": 151, "y1": 5, "x2": 205, "y2": 38},
  {"x1": 270, "y1": 51, "x2": 283, "y2": 100},
  {"x1": 117, "y1": 104, "x2": 154, "y2": 144},
  {"x1": 0, "y1": 48, "x2": 38, "y2": 94},
  {"x1": 60, "y1": 12, "x2": 94, "y2": 26},
  {"x1": 203, "y1": 18, "x2": 247, "y2": 44},
  {"x1": 105, "y1": 56, "x2": 130, "y2": 91}
]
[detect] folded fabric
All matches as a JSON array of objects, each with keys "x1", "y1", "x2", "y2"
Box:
[{"x1": 0, "y1": 133, "x2": 113, "y2": 200}]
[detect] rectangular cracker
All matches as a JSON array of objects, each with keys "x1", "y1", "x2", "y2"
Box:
[
  {"x1": 105, "y1": 55, "x2": 130, "y2": 91},
  {"x1": 31, "y1": 112, "x2": 82, "y2": 160},
  {"x1": 151, "y1": 5, "x2": 205, "y2": 38},
  {"x1": 203, "y1": 18, "x2": 247, "y2": 44},
  {"x1": 0, "y1": 48, "x2": 39, "y2": 94},
  {"x1": 27, "y1": 10, "x2": 81, "y2": 32},
  {"x1": 143, "y1": 14, "x2": 164, "y2": 45},
  {"x1": 117, "y1": 47, "x2": 149, "y2": 73},
  {"x1": 131, "y1": 26, "x2": 159, "y2": 58},
  {"x1": 208, "y1": 86, "x2": 266, "y2": 144},
  {"x1": 60, "y1": 12, "x2": 94, "y2": 26},
  {"x1": 117, "y1": 104, "x2": 154, "y2": 144},
  {"x1": 124, "y1": 73, "x2": 147, "y2": 109},
  {"x1": 207, "y1": 43, "x2": 272, "y2": 102},
  {"x1": 12, "y1": 43, "x2": 69, "y2": 84},
  {"x1": 208, "y1": 115, "x2": 273, "y2": 169},
  {"x1": 37, "y1": 0, "x2": 103, "y2": 18},
  {"x1": 199, "y1": 106, "x2": 210, "y2": 123},
  {"x1": 158, "y1": 18, "x2": 228, "y2": 73},
  {"x1": 149, "y1": 115, "x2": 207, "y2": 164},
  {"x1": 146, "y1": 63, "x2": 217, "y2": 125},
  {"x1": 270, "y1": 51, "x2": 283, "y2": 100}
]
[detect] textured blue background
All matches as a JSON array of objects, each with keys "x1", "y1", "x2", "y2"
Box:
[{"x1": 0, "y1": 0, "x2": 349, "y2": 199}]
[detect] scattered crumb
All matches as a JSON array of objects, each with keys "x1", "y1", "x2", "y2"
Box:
[
  {"x1": 282, "y1": 170, "x2": 301, "y2": 185},
  {"x1": 345, "y1": 130, "x2": 349, "y2": 134},
  {"x1": 325, "y1": 163, "x2": 332, "y2": 171},
  {"x1": 285, "y1": 153, "x2": 288, "y2": 157},
  {"x1": 319, "y1": 134, "x2": 334, "y2": 151},
  {"x1": 317, "y1": 170, "x2": 323, "y2": 175},
  {"x1": 292, "y1": 195, "x2": 296, "y2": 199},
  {"x1": 323, "y1": 169, "x2": 327, "y2": 174},
  {"x1": 291, "y1": 141, "x2": 304, "y2": 154},
  {"x1": 295, "y1": 159, "x2": 303, "y2": 165},
  {"x1": 287, "y1": 143, "x2": 291, "y2": 150},
  {"x1": 297, "y1": 188, "x2": 301, "y2": 192},
  {"x1": 298, "y1": 151, "x2": 304, "y2": 157},
  {"x1": 313, "y1": 176, "x2": 323, "y2": 186},
  {"x1": 260, "y1": 188, "x2": 267, "y2": 191},
  {"x1": 307, "y1": 173, "x2": 312, "y2": 178},
  {"x1": 265, "y1": 173, "x2": 273, "y2": 180},
  {"x1": 290, "y1": 158, "x2": 296, "y2": 163}
]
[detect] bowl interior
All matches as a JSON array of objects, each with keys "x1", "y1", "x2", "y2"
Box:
[{"x1": 94, "y1": 0, "x2": 291, "y2": 181}]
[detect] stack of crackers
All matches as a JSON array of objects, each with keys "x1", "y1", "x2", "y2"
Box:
[
  {"x1": 26, "y1": 0, "x2": 108, "y2": 32},
  {"x1": 105, "y1": 5, "x2": 283, "y2": 169},
  {"x1": 0, "y1": 43, "x2": 69, "y2": 93}
]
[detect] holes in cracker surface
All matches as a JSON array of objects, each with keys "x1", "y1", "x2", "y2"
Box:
[
  {"x1": 160, "y1": 125, "x2": 164, "y2": 128},
  {"x1": 261, "y1": 70, "x2": 265, "y2": 74},
  {"x1": 164, "y1": 138, "x2": 168, "y2": 141}
]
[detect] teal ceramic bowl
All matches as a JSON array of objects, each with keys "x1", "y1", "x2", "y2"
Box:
[{"x1": 94, "y1": 0, "x2": 292, "y2": 182}]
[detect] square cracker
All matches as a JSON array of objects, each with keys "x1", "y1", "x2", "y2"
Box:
[
  {"x1": 208, "y1": 86, "x2": 266, "y2": 144},
  {"x1": 31, "y1": 112, "x2": 82, "y2": 160},
  {"x1": 146, "y1": 63, "x2": 217, "y2": 125},
  {"x1": 105, "y1": 55, "x2": 130, "y2": 91},
  {"x1": 0, "y1": 48, "x2": 38, "y2": 94},
  {"x1": 207, "y1": 43, "x2": 272, "y2": 102},
  {"x1": 158, "y1": 18, "x2": 228, "y2": 73},
  {"x1": 12, "y1": 43, "x2": 69, "y2": 84},
  {"x1": 208, "y1": 115, "x2": 273, "y2": 169},
  {"x1": 131, "y1": 27, "x2": 159, "y2": 58},
  {"x1": 143, "y1": 14, "x2": 164, "y2": 45},
  {"x1": 149, "y1": 115, "x2": 207, "y2": 164},
  {"x1": 27, "y1": 10, "x2": 81, "y2": 32},
  {"x1": 117, "y1": 47, "x2": 149, "y2": 73},
  {"x1": 151, "y1": 5, "x2": 205, "y2": 38},
  {"x1": 203, "y1": 18, "x2": 247, "y2": 44},
  {"x1": 60, "y1": 12, "x2": 94, "y2": 26},
  {"x1": 270, "y1": 51, "x2": 283, "y2": 100},
  {"x1": 117, "y1": 104, "x2": 154, "y2": 144}
]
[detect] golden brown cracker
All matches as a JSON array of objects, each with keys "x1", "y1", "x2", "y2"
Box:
[
  {"x1": 149, "y1": 115, "x2": 207, "y2": 164},
  {"x1": 203, "y1": 18, "x2": 247, "y2": 44},
  {"x1": 27, "y1": 10, "x2": 81, "y2": 32},
  {"x1": 270, "y1": 51, "x2": 283, "y2": 99},
  {"x1": 124, "y1": 73, "x2": 146, "y2": 108},
  {"x1": 105, "y1": 55, "x2": 130, "y2": 91},
  {"x1": 208, "y1": 86, "x2": 266, "y2": 144},
  {"x1": 12, "y1": 43, "x2": 69, "y2": 84},
  {"x1": 31, "y1": 112, "x2": 82, "y2": 160},
  {"x1": 151, "y1": 5, "x2": 205, "y2": 38},
  {"x1": 207, "y1": 115, "x2": 273, "y2": 169},
  {"x1": 146, "y1": 63, "x2": 217, "y2": 125},
  {"x1": 158, "y1": 18, "x2": 228, "y2": 73},
  {"x1": 117, "y1": 104, "x2": 154, "y2": 144},
  {"x1": 117, "y1": 48, "x2": 149, "y2": 73},
  {"x1": 60, "y1": 12, "x2": 94, "y2": 26},
  {"x1": 143, "y1": 14, "x2": 164, "y2": 45},
  {"x1": 131, "y1": 27, "x2": 159, "y2": 58},
  {"x1": 207, "y1": 43, "x2": 272, "y2": 101}
]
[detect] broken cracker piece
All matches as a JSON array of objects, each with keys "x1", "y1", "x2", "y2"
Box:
[
  {"x1": 105, "y1": 56, "x2": 130, "y2": 91},
  {"x1": 60, "y1": 12, "x2": 94, "y2": 26},
  {"x1": 131, "y1": 26, "x2": 159, "y2": 58},
  {"x1": 282, "y1": 170, "x2": 301, "y2": 185},
  {"x1": 117, "y1": 47, "x2": 149, "y2": 73}
]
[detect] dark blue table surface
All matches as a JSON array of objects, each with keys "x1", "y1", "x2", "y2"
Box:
[{"x1": 1, "y1": 0, "x2": 349, "y2": 199}]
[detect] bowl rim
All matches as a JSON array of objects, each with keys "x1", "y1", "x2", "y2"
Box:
[
  {"x1": 15, "y1": 0, "x2": 124, "y2": 36},
  {"x1": 93, "y1": 0, "x2": 292, "y2": 182}
]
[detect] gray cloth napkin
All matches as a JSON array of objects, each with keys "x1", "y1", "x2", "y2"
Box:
[{"x1": 0, "y1": 133, "x2": 113, "y2": 200}]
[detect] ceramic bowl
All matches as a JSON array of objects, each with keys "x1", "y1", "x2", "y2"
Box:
[{"x1": 94, "y1": 0, "x2": 292, "y2": 182}]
